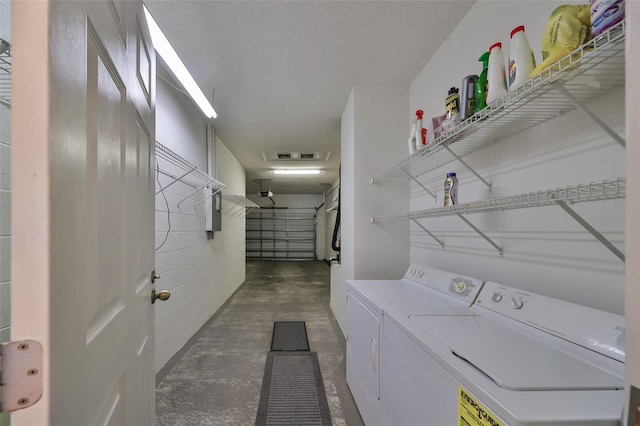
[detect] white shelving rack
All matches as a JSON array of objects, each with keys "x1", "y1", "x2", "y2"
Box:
[
  {"x1": 373, "y1": 178, "x2": 626, "y2": 260},
  {"x1": 371, "y1": 21, "x2": 625, "y2": 195},
  {"x1": 222, "y1": 194, "x2": 259, "y2": 217},
  {"x1": 155, "y1": 141, "x2": 225, "y2": 208},
  {"x1": 0, "y1": 38, "x2": 11, "y2": 106},
  {"x1": 370, "y1": 22, "x2": 627, "y2": 261}
]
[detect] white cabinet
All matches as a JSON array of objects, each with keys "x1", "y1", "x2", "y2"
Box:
[{"x1": 346, "y1": 292, "x2": 383, "y2": 425}]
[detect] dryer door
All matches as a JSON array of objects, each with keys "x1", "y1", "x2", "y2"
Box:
[{"x1": 346, "y1": 292, "x2": 381, "y2": 423}]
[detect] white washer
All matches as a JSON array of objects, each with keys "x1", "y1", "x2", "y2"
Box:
[
  {"x1": 346, "y1": 265, "x2": 484, "y2": 425},
  {"x1": 383, "y1": 281, "x2": 625, "y2": 426}
]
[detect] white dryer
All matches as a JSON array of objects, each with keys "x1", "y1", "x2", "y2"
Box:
[
  {"x1": 383, "y1": 281, "x2": 625, "y2": 426},
  {"x1": 346, "y1": 265, "x2": 484, "y2": 425}
]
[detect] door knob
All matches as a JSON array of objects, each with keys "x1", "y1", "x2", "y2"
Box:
[{"x1": 151, "y1": 289, "x2": 171, "y2": 304}]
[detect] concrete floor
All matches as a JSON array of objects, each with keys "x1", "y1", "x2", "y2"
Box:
[{"x1": 155, "y1": 260, "x2": 364, "y2": 426}]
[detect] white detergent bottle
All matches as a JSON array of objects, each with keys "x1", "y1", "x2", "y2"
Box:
[
  {"x1": 486, "y1": 42, "x2": 508, "y2": 104},
  {"x1": 508, "y1": 25, "x2": 536, "y2": 90}
]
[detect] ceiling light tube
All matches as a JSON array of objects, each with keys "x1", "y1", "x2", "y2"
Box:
[
  {"x1": 273, "y1": 169, "x2": 321, "y2": 175},
  {"x1": 143, "y1": 5, "x2": 218, "y2": 119}
]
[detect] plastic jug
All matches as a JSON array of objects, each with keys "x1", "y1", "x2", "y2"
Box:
[
  {"x1": 508, "y1": 26, "x2": 536, "y2": 90},
  {"x1": 486, "y1": 42, "x2": 508, "y2": 104}
]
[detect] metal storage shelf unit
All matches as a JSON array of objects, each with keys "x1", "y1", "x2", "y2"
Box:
[
  {"x1": 372, "y1": 178, "x2": 626, "y2": 221},
  {"x1": 222, "y1": 194, "x2": 259, "y2": 216},
  {"x1": 246, "y1": 208, "x2": 317, "y2": 260},
  {"x1": 371, "y1": 22, "x2": 625, "y2": 185},
  {"x1": 369, "y1": 22, "x2": 627, "y2": 262},
  {"x1": 155, "y1": 141, "x2": 225, "y2": 208},
  {"x1": 0, "y1": 38, "x2": 11, "y2": 106}
]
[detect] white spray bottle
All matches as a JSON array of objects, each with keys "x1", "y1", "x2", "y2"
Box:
[{"x1": 508, "y1": 25, "x2": 536, "y2": 91}]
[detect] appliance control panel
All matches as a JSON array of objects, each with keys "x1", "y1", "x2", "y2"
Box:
[
  {"x1": 476, "y1": 281, "x2": 626, "y2": 362},
  {"x1": 404, "y1": 264, "x2": 484, "y2": 304}
]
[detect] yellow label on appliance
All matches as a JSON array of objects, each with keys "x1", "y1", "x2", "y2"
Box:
[{"x1": 458, "y1": 386, "x2": 503, "y2": 426}]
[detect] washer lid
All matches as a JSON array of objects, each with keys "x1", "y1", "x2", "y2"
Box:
[{"x1": 409, "y1": 315, "x2": 624, "y2": 391}]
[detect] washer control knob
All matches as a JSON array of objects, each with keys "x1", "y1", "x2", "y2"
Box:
[
  {"x1": 511, "y1": 297, "x2": 524, "y2": 309},
  {"x1": 418, "y1": 271, "x2": 424, "y2": 278},
  {"x1": 491, "y1": 292, "x2": 503, "y2": 303},
  {"x1": 453, "y1": 280, "x2": 466, "y2": 293}
]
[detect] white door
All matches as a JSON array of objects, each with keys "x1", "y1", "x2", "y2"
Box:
[{"x1": 11, "y1": 0, "x2": 158, "y2": 424}]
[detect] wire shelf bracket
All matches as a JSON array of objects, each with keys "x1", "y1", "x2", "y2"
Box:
[
  {"x1": 555, "y1": 200, "x2": 625, "y2": 262},
  {"x1": 411, "y1": 218, "x2": 444, "y2": 249},
  {"x1": 222, "y1": 195, "x2": 260, "y2": 217},
  {"x1": 177, "y1": 178, "x2": 223, "y2": 208},
  {"x1": 372, "y1": 178, "x2": 625, "y2": 260},
  {"x1": 155, "y1": 167, "x2": 197, "y2": 195},
  {"x1": 155, "y1": 141, "x2": 225, "y2": 208},
  {"x1": 0, "y1": 38, "x2": 11, "y2": 106},
  {"x1": 457, "y1": 213, "x2": 503, "y2": 256},
  {"x1": 444, "y1": 145, "x2": 492, "y2": 189},
  {"x1": 553, "y1": 82, "x2": 625, "y2": 148},
  {"x1": 192, "y1": 185, "x2": 225, "y2": 209},
  {"x1": 403, "y1": 168, "x2": 437, "y2": 200}
]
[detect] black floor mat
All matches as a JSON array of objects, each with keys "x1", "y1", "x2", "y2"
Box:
[
  {"x1": 255, "y1": 352, "x2": 332, "y2": 426},
  {"x1": 271, "y1": 321, "x2": 310, "y2": 351}
]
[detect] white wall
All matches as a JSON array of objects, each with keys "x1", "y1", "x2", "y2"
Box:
[
  {"x1": 408, "y1": 0, "x2": 626, "y2": 314},
  {"x1": 156, "y1": 74, "x2": 207, "y2": 171},
  {"x1": 154, "y1": 75, "x2": 246, "y2": 373},
  {"x1": 353, "y1": 85, "x2": 410, "y2": 279},
  {"x1": 331, "y1": 90, "x2": 355, "y2": 335},
  {"x1": 332, "y1": 85, "x2": 411, "y2": 334}
]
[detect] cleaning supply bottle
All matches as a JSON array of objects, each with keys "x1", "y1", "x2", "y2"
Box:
[
  {"x1": 460, "y1": 75, "x2": 478, "y2": 120},
  {"x1": 442, "y1": 88, "x2": 460, "y2": 134},
  {"x1": 508, "y1": 26, "x2": 536, "y2": 90},
  {"x1": 445, "y1": 88, "x2": 460, "y2": 121},
  {"x1": 591, "y1": 0, "x2": 625, "y2": 37},
  {"x1": 415, "y1": 109, "x2": 427, "y2": 149},
  {"x1": 444, "y1": 172, "x2": 458, "y2": 206},
  {"x1": 475, "y1": 51, "x2": 490, "y2": 113},
  {"x1": 486, "y1": 42, "x2": 508, "y2": 104}
]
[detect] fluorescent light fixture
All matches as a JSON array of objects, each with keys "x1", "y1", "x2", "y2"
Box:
[
  {"x1": 273, "y1": 169, "x2": 321, "y2": 175},
  {"x1": 143, "y1": 5, "x2": 217, "y2": 119}
]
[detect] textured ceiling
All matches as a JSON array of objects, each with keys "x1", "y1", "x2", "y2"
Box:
[{"x1": 144, "y1": 1, "x2": 475, "y2": 194}]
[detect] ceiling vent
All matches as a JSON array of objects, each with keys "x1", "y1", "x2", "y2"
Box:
[{"x1": 262, "y1": 151, "x2": 332, "y2": 162}]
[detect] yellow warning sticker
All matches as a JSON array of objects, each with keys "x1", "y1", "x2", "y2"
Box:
[{"x1": 458, "y1": 386, "x2": 503, "y2": 426}]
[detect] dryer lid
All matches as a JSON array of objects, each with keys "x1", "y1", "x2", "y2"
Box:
[{"x1": 409, "y1": 315, "x2": 624, "y2": 391}]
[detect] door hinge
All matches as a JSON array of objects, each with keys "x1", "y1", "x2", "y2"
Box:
[{"x1": 0, "y1": 340, "x2": 43, "y2": 413}]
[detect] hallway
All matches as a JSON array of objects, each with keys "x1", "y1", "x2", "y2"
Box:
[{"x1": 155, "y1": 260, "x2": 363, "y2": 426}]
